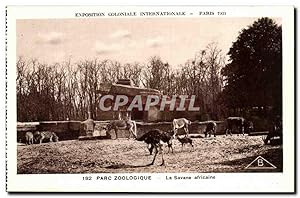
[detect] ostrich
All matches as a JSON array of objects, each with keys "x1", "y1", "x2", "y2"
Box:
[
  {"x1": 147, "y1": 130, "x2": 174, "y2": 155},
  {"x1": 136, "y1": 129, "x2": 175, "y2": 166}
]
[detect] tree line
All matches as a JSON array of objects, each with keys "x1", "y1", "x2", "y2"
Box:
[{"x1": 17, "y1": 42, "x2": 225, "y2": 121}]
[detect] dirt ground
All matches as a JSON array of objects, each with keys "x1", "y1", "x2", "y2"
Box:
[{"x1": 17, "y1": 135, "x2": 282, "y2": 174}]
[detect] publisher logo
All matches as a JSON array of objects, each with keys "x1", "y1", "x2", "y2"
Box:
[{"x1": 245, "y1": 156, "x2": 277, "y2": 170}]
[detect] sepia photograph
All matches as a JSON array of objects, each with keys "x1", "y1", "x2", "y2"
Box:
[
  {"x1": 15, "y1": 16, "x2": 284, "y2": 173},
  {"x1": 6, "y1": 6, "x2": 295, "y2": 192}
]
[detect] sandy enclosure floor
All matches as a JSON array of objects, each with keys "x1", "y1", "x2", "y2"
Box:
[{"x1": 17, "y1": 135, "x2": 282, "y2": 173}]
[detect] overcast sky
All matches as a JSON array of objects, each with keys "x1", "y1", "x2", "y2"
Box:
[{"x1": 17, "y1": 17, "x2": 281, "y2": 67}]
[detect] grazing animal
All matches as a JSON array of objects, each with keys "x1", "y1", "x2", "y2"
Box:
[
  {"x1": 34, "y1": 131, "x2": 59, "y2": 144},
  {"x1": 204, "y1": 121, "x2": 217, "y2": 137},
  {"x1": 25, "y1": 132, "x2": 34, "y2": 145},
  {"x1": 105, "y1": 120, "x2": 137, "y2": 139},
  {"x1": 177, "y1": 135, "x2": 193, "y2": 150},
  {"x1": 136, "y1": 129, "x2": 174, "y2": 165},
  {"x1": 172, "y1": 118, "x2": 192, "y2": 138},
  {"x1": 225, "y1": 117, "x2": 246, "y2": 135}
]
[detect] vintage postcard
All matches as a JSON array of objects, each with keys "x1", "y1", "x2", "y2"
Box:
[{"x1": 6, "y1": 6, "x2": 295, "y2": 193}]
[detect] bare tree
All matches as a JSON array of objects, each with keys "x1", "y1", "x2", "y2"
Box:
[
  {"x1": 204, "y1": 43, "x2": 225, "y2": 119},
  {"x1": 122, "y1": 62, "x2": 143, "y2": 87},
  {"x1": 142, "y1": 56, "x2": 172, "y2": 93}
]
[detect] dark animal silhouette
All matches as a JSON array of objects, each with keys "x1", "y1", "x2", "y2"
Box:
[
  {"x1": 148, "y1": 130, "x2": 174, "y2": 155},
  {"x1": 264, "y1": 117, "x2": 282, "y2": 145},
  {"x1": 225, "y1": 117, "x2": 245, "y2": 135},
  {"x1": 245, "y1": 121, "x2": 254, "y2": 133},
  {"x1": 105, "y1": 120, "x2": 137, "y2": 139},
  {"x1": 177, "y1": 136, "x2": 193, "y2": 151},
  {"x1": 136, "y1": 129, "x2": 174, "y2": 165},
  {"x1": 204, "y1": 121, "x2": 217, "y2": 137},
  {"x1": 225, "y1": 117, "x2": 254, "y2": 136}
]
